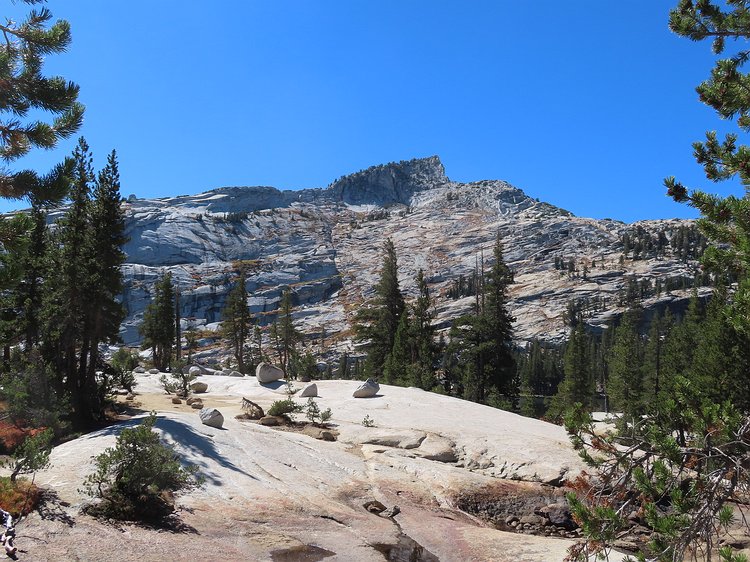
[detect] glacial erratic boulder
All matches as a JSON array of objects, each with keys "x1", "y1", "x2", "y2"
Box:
[
  {"x1": 199, "y1": 407, "x2": 224, "y2": 429},
  {"x1": 188, "y1": 366, "x2": 202, "y2": 377},
  {"x1": 256, "y1": 363, "x2": 284, "y2": 384},
  {"x1": 240, "y1": 397, "x2": 264, "y2": 419},
  {"x1": 191, "y1": 382, "x2": 208, "y2": 393},
  {"x1": 353, "y1": 378, "x2": 379, "y2": 398},
  {"x1": 299, "y1": 383, "x2": 318, "y2": 398}
]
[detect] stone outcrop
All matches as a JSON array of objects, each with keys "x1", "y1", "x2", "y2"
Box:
[{"x1": 32, "y1": 378, "x2": 627, "y2": 562}]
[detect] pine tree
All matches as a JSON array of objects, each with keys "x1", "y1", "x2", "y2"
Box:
[
  {"x1": 690, "y1": 286, "x2": 750, "y2": 410},
  {"x1": 548, "y1": 323, "x2": 594, "y2": 420},
  {"x1": 44, "y1": 137, "x2": 93, "y2": 416},
  {"x1": 140, "y1": 273, "x2": 176, "y2": 371},
  {"x1": 606, "y1": 308, "x2": 644, "y2": 419},
  {"x1": 79, "y1": 149, "x2": 127, "y2": 420},
  {"x1": 382, "y1": 310, "x2": 410, "y2": 385},
  {"x1": 640, "y1": 309, "x2": 672, "y2": 412},
  {"x1": 0, "y1": 2, "x2": 84, "y2": 204},
  {"x1": 660, "y1": 292, "x2": 702, "y2": 392},
  {"x1": 14, "y1": 205, "x2": 48, "y2": 353},
  {"x1": 276, "y1": 288, "x2": 299, "y2": 375},
  {"x1": 184, "y1": 329, "x2": 198, "y2": 363},
  {"x1": 448, "y1": 235, "x2": 516, "y2": 406},
  {"x1": 408, "y1": 269, "x2": 437, "y2": 389},
  {"x1": 222, "y1": 269, "x2": 251, "y2": 373},
  {"x1": 569, "y1": 7, "x2": 750, "y2": 554},
  {"x1": 0, "y1": 212, "x2": 35, "y2": 364},
  {"x1": 355, "y1": 238, "x2": 405, "y2": 378}
]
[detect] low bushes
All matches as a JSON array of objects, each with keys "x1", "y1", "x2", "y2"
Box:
[{"x1": 82, "y1": 413, "x2": 201, "y2": 521}]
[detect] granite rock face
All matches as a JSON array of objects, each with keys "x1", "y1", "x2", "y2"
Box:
[{"x1": 115, "y1": 156, "x2": 702, "y2": 350}]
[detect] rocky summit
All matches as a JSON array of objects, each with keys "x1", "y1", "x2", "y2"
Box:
[{"x1": 117, "y1": 156, "x2": 701, "y2": 349}]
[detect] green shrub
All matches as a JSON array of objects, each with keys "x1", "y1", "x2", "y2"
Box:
[
  {"x1": 111, "y1": 348, "x2": 140, "y2": 373},
  {"x1": 159, "y1": 360, "x2": 195, "y2": 397},
  {"x1": 288, "y1": 351, "x2": 318, "y2": 381},
  {"x1": 111, "y1": 348, "x2": 140, "y2": 391},
  {"x1": 267, "y1": 398, "x2": 302, "y2": 419},
  {"x1": 3, "y1": 429, "x2": 53, "y2": 482},
  {"x1": 362, "y1": 414, "x2": 375, "y2": 428},
  {"x1": 82, "y1": 413, "x2": 200, "y2": 521},
  {"x1": 0, "y1": 350, "x2": 65, "y2": 429}
]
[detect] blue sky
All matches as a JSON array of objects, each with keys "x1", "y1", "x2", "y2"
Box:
[{"x1": 3, "y1": 1, "x2": 743, "y2": 222}]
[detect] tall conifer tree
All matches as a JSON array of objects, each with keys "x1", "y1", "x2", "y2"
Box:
[
  {"x1": 140, "y1": 273, "x2": 176, "y2": 371},
  {"x1": 448, "y1": 234, "x2": 516, "y2": 406},
  {"x1": 222, "y1": 269, "x2": 251, "y2": 373},
  {"x1": 355, "y1": 238, "x2": 405, "y2": 378},
  {"x1": 548, "y1": 323, "x2": 594, "y2": 419}
]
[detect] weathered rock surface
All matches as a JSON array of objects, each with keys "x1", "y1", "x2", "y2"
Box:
[
  {"x1": 256, "y1": 363, "x2": 284, "y2": 384},
  {"x1": 23, "y1": 375, "x2": 629, "y2": 562},
  {"x1": 339, "y1": 427, "x2": 426, "y2": 449},
  {"x1": 112, "y1": 156, "x2": 702, "y2": 354},
  {"x1": 199, "y1": 407, "x2": 224, "y2": 428},
  {"x1": 413, "y1": 434, "x2": 458, "y2": 462}
]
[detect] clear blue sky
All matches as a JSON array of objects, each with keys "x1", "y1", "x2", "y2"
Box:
[{"x1": 3, "y1": 1, "x2": 743, "y2": 222}]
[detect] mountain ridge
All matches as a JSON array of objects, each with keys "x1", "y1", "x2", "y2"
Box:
[{"x1": 116, "y1": 156, "x2": 703, "y2": 354}]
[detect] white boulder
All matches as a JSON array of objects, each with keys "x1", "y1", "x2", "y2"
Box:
[
  {"x1": 188, "y1": 366, "x2": 202, "y2": 376},
  {"x1": 256, "y1": 363, "x2": 284, "y2": 384},
  {"x1": 199, "y1": 408, "x2": 224, "y2": 429},
  {"x1": 353, "y1": 378, "x2": 379, "y2": 398}
]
